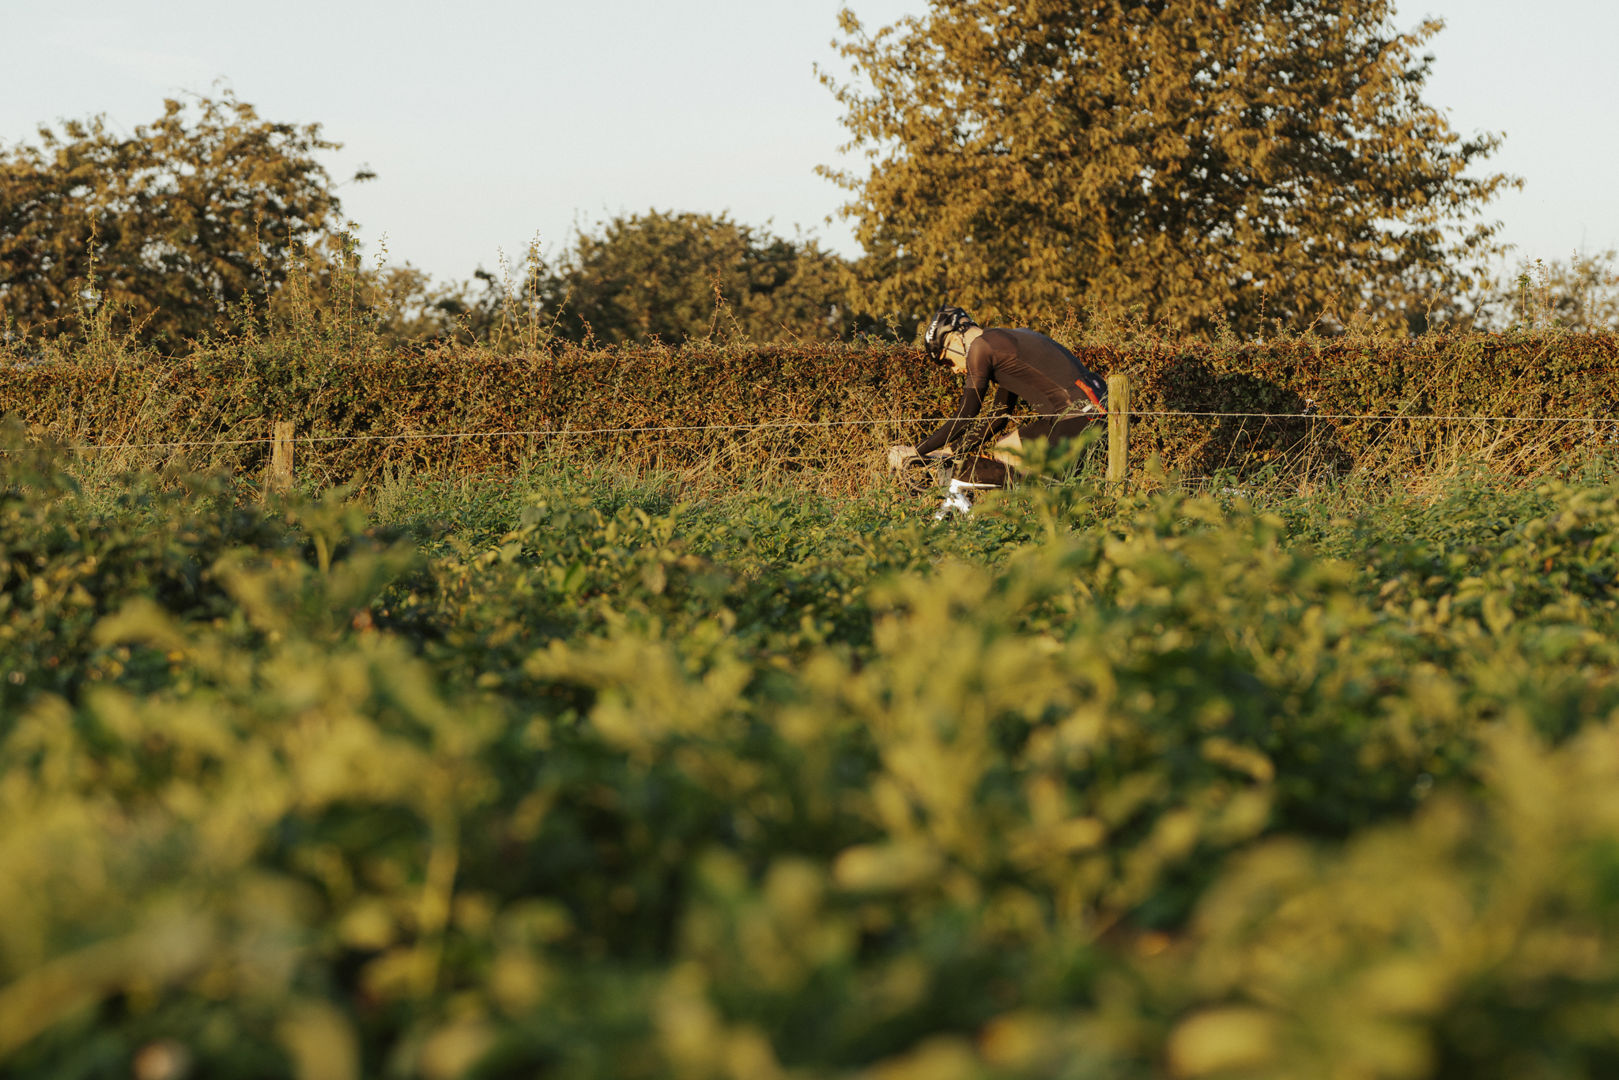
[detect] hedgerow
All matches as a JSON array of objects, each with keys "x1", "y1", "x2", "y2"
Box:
[{"x1": 2, "y1": 331, "x2": 1615, "y2": 488}]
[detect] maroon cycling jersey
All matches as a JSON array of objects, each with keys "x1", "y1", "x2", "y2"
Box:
[{"x1": 916, "y1": 329, "x2": 1107, "y2": 456}]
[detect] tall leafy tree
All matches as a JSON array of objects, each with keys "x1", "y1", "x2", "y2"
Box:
[
  {"x1": 823, "y1": 1, "x2": 1517, "y2": 333},
  {"x1": 0, "y1": 92, "x2": 365, "y2": 349},
  {"x1": 540, "y1": 210, "x2": 861, "y2": 344}
]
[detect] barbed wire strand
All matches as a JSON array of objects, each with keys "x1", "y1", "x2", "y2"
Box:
[
  {"x1": 15, "y1": 407, "x2": 1619, "y2": 454},
  {"x1": 1132, "y1": 410, "x2": 1618, "y2": 423}
]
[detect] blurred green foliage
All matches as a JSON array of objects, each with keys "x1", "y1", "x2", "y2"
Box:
[{"x1": 6, "y1": 427, "x2": 1619, "y2": 1077}]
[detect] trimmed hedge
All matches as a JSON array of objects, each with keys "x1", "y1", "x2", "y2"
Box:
[
  {"x1": 3, "y1": 332, "x2": 1616, "y2": 487},
  {"x1": 0, "y1": 343, "x2": 956, "y2": 490},
  {"x1": 1115, "y1": 333, "x2": 1619, "y2": 479}
]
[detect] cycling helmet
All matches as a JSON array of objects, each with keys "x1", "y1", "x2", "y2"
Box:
[{"x1": 923, "y1": 305, "x2": 978, "y2": 365}]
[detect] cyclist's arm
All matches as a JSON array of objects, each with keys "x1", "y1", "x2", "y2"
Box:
[
  {"x1": 916, "y1": 386, "x2": 986, "y2": 456},
  {"x1": 983, "y1": 387, "x2": 1019, "y2": 439},
  {"x1": 916, "y1": 342, "x2": 994, "y2": 456}
]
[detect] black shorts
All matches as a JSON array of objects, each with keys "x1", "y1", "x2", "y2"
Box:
[{"x1": 1015, "y1": 413, "x2": 1098, "y2": 445}]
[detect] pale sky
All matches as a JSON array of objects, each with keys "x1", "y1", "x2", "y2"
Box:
[{"x1": 4, "y1": 1, "x2": 1615, "y2": 284}]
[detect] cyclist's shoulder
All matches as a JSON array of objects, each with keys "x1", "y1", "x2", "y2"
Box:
[
  {"x1": 987, "y1": 327, "x2": 1078, "y2": 358},
  {"x1": 991, "y1": 327, "x2": 1063, "y2": 347},
  {"x1": 974, "y1": 327, "x2": 1034, "y2": 353}
]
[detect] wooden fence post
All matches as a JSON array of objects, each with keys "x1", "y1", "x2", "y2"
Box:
[
  {"x1": 266, "y1": 420, "x2": 295, "y2": 497},
  {"x1": 1107, "y1": 373, "x2": 1130, "y2": 493}
]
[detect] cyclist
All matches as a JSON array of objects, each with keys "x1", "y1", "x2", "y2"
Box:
[{"x1": 888, "y1": 306, "x2": 1108, "y2": 481}]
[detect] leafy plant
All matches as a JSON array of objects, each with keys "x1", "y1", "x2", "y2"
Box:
[{"x1": 7, "y1": 439, "x2": 1619, "y2": 1076}]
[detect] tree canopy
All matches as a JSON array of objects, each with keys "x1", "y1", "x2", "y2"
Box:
[
  {"x1": 823, "y1": 0, "x2": 1517, "y2": 334},
  {"x1": 0, "y1": 92, "x2": 362, "y2": 349},
  {"x1": 538, "y1": 210, "x2": 860, "y2": 345}
]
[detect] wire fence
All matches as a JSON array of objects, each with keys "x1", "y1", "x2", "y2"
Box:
[
  {"x1": 54, "y1": 415, "x2": 944, "y2": 453},
  {"x1": 22, "y1": 406, "x2": 1619, "y2": 454},
  {"x1": 9, "y1": 402, "x2": 1616, "y2": 502}
]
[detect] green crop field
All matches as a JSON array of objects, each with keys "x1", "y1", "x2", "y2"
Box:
[{"x1": 6, "y1": 420, "x2": 1619, "y2": 1079}]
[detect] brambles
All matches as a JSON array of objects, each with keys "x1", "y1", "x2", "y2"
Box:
[{"x1": 7, "y1": 436, "x2": 1619, "y2": 1076}]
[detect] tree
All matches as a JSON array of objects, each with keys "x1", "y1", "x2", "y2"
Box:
[
  {"x1": 364, "y1": 264, "x2": 491, "y2": 346},
  {"x1": 823, "y1": 1, "x2": 1517, "y2": 334},
  {"x1": 539, "y1": 210, "x2": 862, "y2": 344},
  {"x1": 0, "y1": 91, "x2": 365, "y2": 349},
  {"x1": 1487, "y1": 250, "x2": 1619, "y2": 333}
]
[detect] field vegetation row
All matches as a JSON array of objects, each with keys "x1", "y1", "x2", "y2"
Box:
[{"x1": 6, "y1": 429, "x2": 1619, "y2": 1077}]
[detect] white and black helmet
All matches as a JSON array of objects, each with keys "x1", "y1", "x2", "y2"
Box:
[{"x1": 923, "y1": 305, "x2": 977, "y2": 365}]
